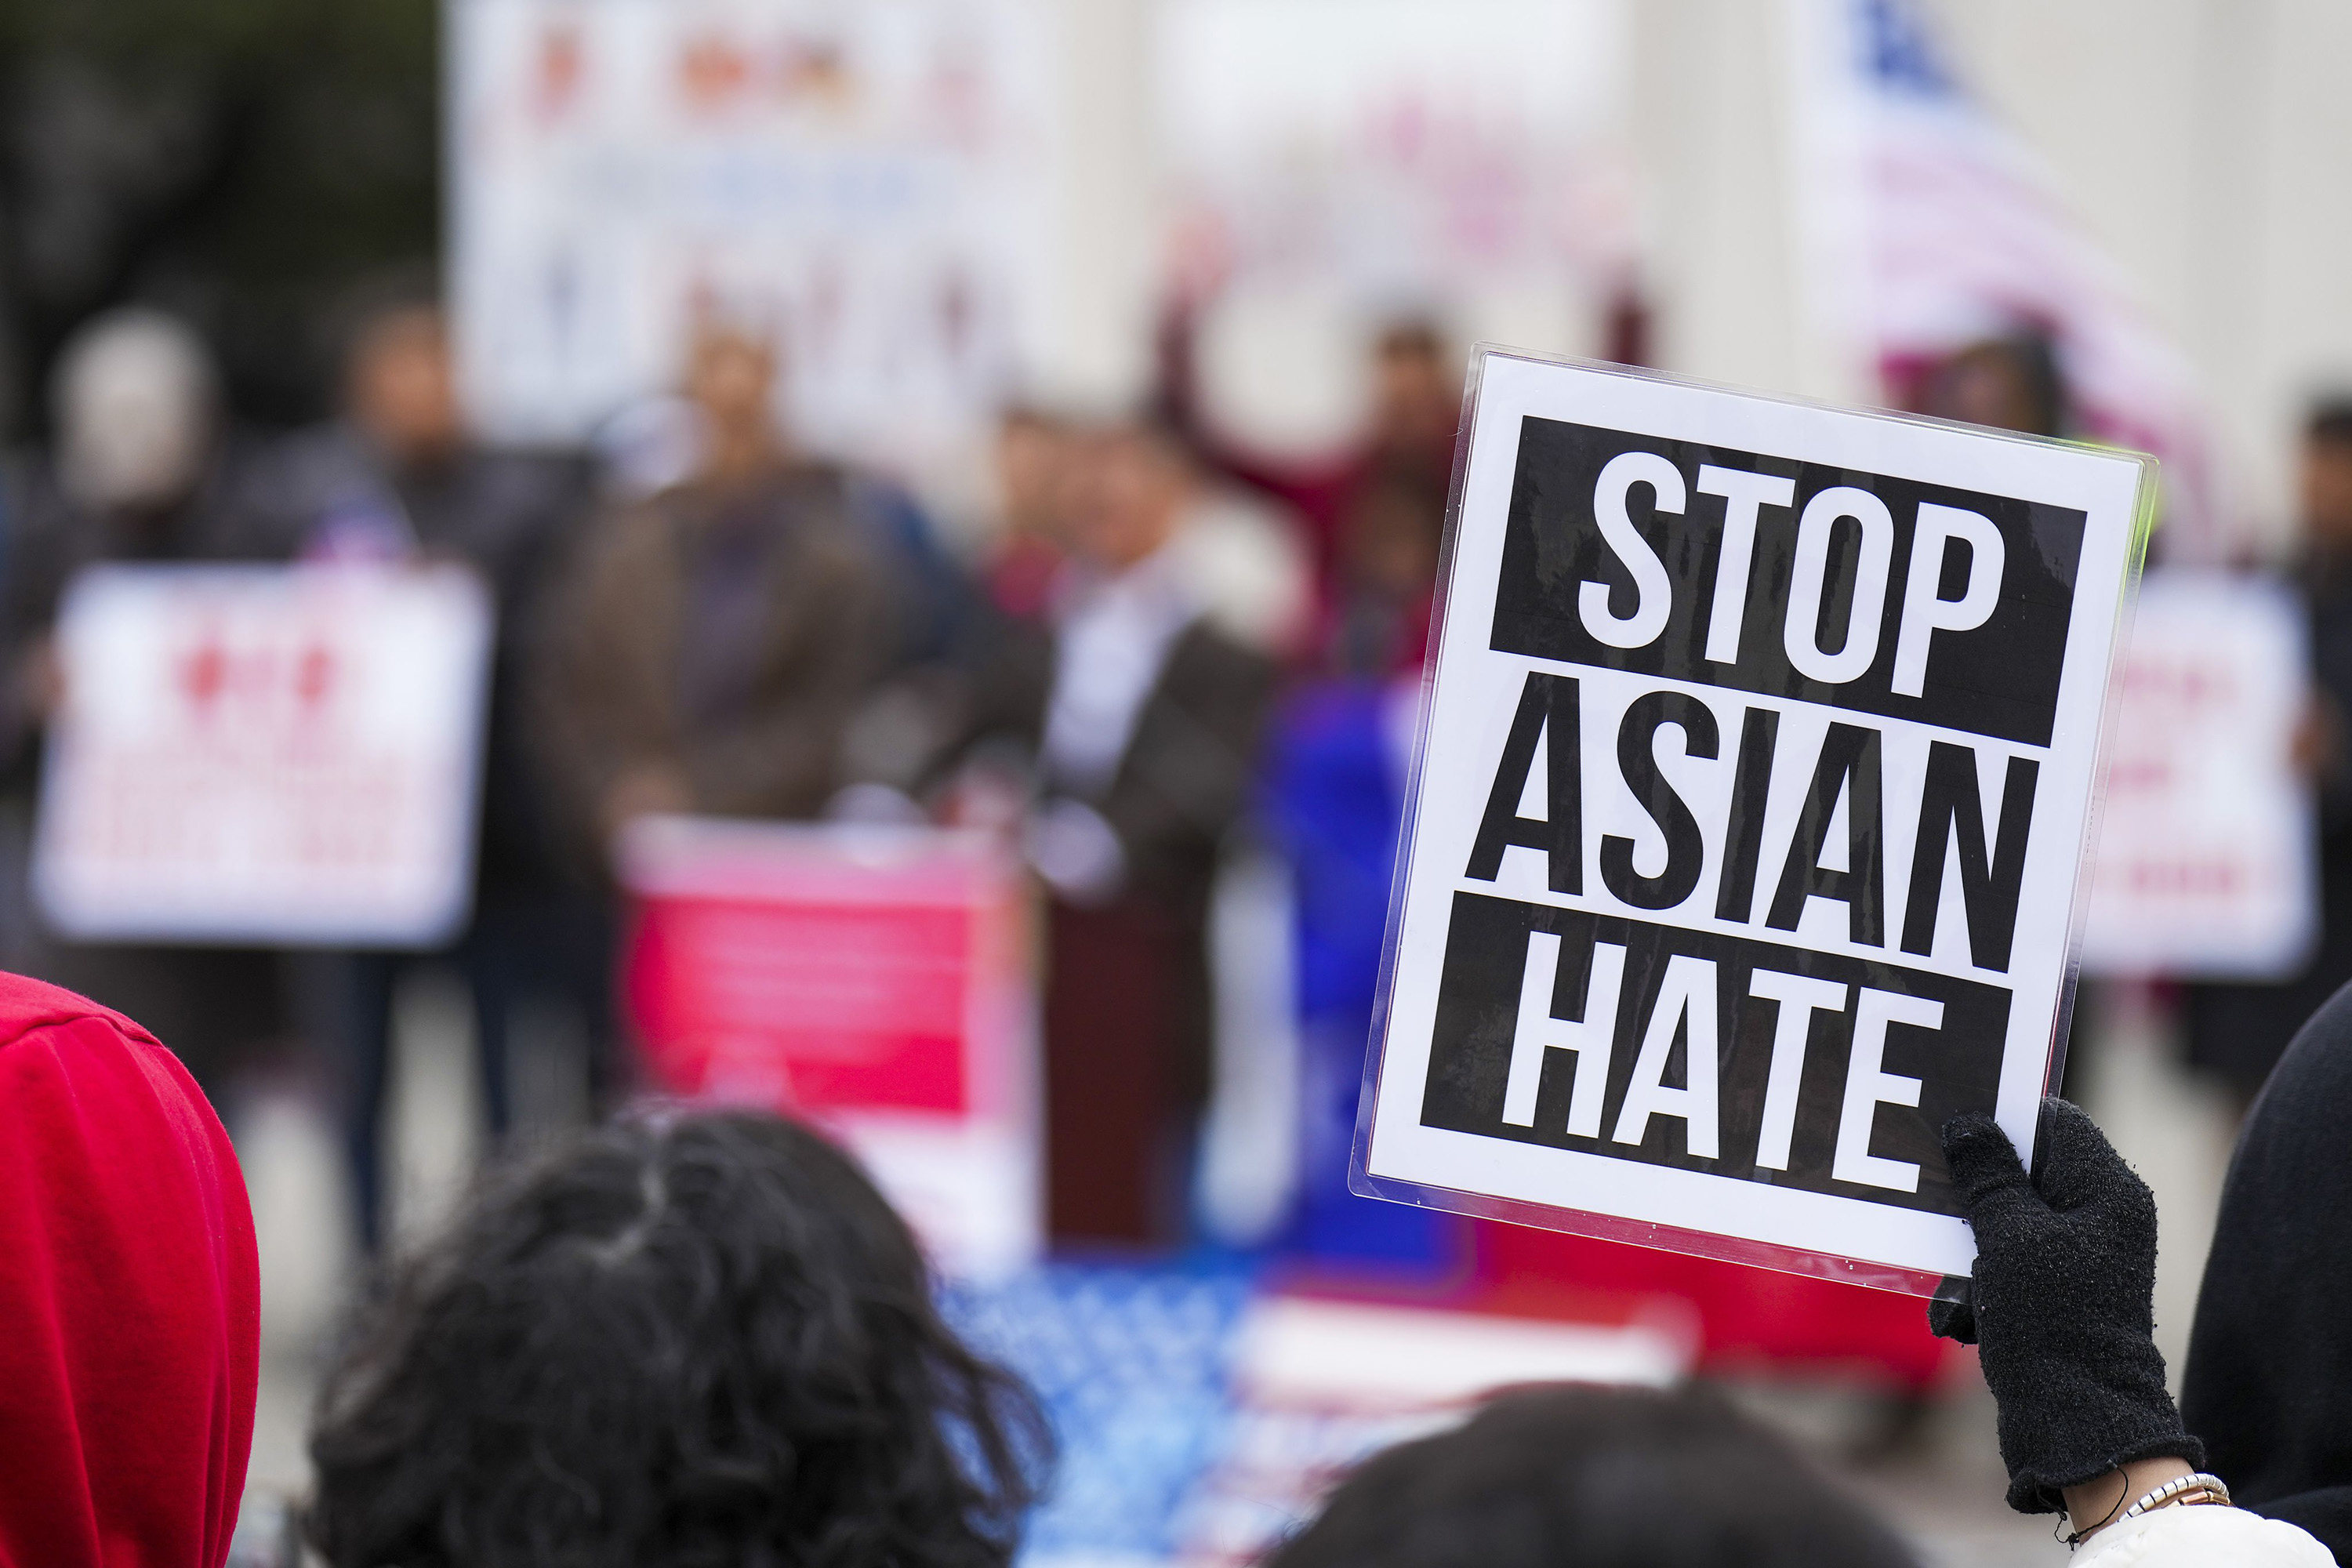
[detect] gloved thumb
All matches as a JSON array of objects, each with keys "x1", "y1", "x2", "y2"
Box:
[{"x1": 1941, "y1": 1112, "x2": 2044, "y2": 1229}]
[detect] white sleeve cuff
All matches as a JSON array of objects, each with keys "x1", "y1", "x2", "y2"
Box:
[{"x1": 2074, "y1": 1504, "x2": 2336, "y2": 1567}]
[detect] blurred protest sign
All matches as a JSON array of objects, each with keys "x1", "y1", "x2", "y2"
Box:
[
  {"x1": 620, "y1": 817, "x2": 1038, "y2": 1277},
  {"x1": 34, "y1": 564, "x2": 492, "y2": 946},
  {"x1": 1356, "y1": 350, "x2": 2151, "y2": 1287},
  {"x1": 2080, "y1": 571, "x2": 2316, "y2": 978},
  {"x1": 448, "y1": 0, "x2": 1061, "y2": 470}
]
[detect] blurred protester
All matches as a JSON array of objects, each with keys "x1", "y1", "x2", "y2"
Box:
[
  {"x1": 1261, "y1": 675, "x2": 1458, "y2": 1267},
  {"x1": 1933, "y1": 1098, "x2": 2332, "y2": 1562},
  {"x1": 1327, "y1": 459, "x2": 1447, "y2": 675},
  {"x1": 0, "y1": 307, "x2": 289, "y2": 1109},
  {"x1": 944, "y1": 418, "x2": 1276, "y2": 1243},
  {"x1": 267, "y1": 295, "x2": 610, "y2": 1253},
  {"x1": 536, "y1": 321, "x2": 909, "y2": 855},
  {"x1": 306, "y1": 1110, "x2": 1047, "y2": 1568},
  {"x1": 1160, "y1": 307, "x2": 1460, "y2": 611},
  {"x1": 2182, "y1": 982, "x2": 2352, "y2": 1559},
  {"x1": 1267, "y1": 1385, "x2": 1917, "y2": 1568},
  {"x1": 2187, "y1": 398, "x2": 2352, "y2": 1105},
  {"x1": 1917, "y1": 334, "x2": 2070, "y2": 440},
  {"x1": 983, "y1": 405, "x2": 1080, "y2": 625},
  {"x1": 996, "y1": 401, "x2": 1312, "y2": 662},
  {"x1": 1250, "y1": 430, "x2": 1446, "y2": 1260},
  {"x1": 0, "y1": 971, "x2": 260, "y2": 1568}
]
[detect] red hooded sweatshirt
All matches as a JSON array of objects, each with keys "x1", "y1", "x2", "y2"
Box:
[{"x1": 0, "y1": 974, "x2": 260, "y2": 1568}]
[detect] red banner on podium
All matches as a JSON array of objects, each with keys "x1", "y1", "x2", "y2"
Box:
[{"x1": 620, "y1": 818, "x2": 1038, "y2": 1276}]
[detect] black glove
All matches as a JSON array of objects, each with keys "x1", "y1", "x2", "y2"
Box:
[{"x1": 1929, "y1": 1098, "x2": 2204, "y2": 1514}]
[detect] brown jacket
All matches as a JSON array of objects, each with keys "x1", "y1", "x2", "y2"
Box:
[{"x1": 535, "y1": 465, "x2": 899, "y2": 865}]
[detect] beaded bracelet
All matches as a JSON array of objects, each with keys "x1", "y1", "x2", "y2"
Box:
[
  {"x1": 2121, "y1": 1472, "x2": 2232, "y2": 1520},
  {"x1": 2063, "y1": 1471, "x2": 2233, "y2": 1549}
]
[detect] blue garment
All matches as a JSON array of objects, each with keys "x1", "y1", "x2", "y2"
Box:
[{"x1": 1261, "y1": 681, "x2": 1457, "y2": 1269}]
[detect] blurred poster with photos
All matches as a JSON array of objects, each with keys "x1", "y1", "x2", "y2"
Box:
[
  {"x1": 34, "y1": 564, "x2": 494, "y2": 948},
  {"x1": 1155, "y1": 0, "x2": 1634, "y2": 452},
  {"x1": 449, "y1": 0, "x2": 1063, "y2": 467}
]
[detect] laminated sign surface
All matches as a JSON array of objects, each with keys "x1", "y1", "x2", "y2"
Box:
[{"x1": 1354, "y1": 350, "x2": 2151, "y2": 1288}]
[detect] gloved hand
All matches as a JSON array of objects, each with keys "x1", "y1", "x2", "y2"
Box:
[{"x1": 1929, "y1": 1098, "x2": 2204, "y2": 1514}]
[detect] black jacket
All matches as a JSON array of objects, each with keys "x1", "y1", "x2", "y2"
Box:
[{"x1": 2181, "y1": 977, "x2": 2352, "y2": 1559}]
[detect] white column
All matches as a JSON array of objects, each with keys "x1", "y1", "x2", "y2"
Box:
[
  {"x1": 1627, "y1": 0, "x2": 1867, "y2": 403},
  {"x1": 1033, "y1": 0, "x2": 1159, "y2": 412}
]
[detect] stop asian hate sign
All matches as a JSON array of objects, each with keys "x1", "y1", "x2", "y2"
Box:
[{"x1": 1356, "y1": 350, "x2": 2151, "y2": 1287}]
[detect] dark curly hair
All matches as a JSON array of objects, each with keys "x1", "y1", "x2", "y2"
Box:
[
  {"x1": 1266, "y1": 1384, "x2": 1916, "y2": 1568},
  {"x1": 305, "y1": 1110, "x2": 1051, "y2": 1568}
]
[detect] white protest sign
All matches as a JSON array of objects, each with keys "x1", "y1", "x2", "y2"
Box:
[
  {"x1": 34, "y1": 564, "x2": 493, "y2": 947},
  {"x1": 2079, "y1": 571, "x2": 2316, "y2": 979},
  {"x1": 1356, "y1": 350, "x2": 2149, "y2": 1286}
]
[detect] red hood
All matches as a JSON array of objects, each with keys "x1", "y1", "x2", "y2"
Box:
[{"x1": 0, "y1": 974, "x2": 260, "y2": 1568}]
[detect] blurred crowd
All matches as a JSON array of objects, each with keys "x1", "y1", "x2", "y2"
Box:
[
  {"x1": 11, "y1": 291, "x2": 2352, "y2": 1276},
  {"x1": 0, "y1": 285, "x2": 1468, "y2": 1260},
  {"x1": 15, "y1": 278, "x2": 2352, "y2": 1568}
]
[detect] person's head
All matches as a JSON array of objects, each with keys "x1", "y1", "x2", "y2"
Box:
[
  {"x1": 345, "y1": 302, "x2": 465, "y2": 470},
  {"x1": 1332, "y1": 461, "x2": 1447, "y2": 672},
  {"x1": 306, "y1": 1110, "x2": 1047, "y2": 1568},
  {"x1": 2299, "y1": 397, "x2": 2352, "y2": 546},
  {"x1": 1067, "y1": 417, "x2": 1192, "y2": 572},
  {"x1": 1342, "y1": 460, "x2": 1447, "y2": 601},
  {"x1": 0, "y1": 980, "x2": 260, "y2": 1568},
  {"x1": 51, "y1": 307, "x2": 220, "y2": 514},
  {"x1": 1370, "y1": 318, "x2": 1458, "y2": 452},
  {"x1": 1267, "y1": 1385, "x2": 1916, "y2": 1568},
  {"x1": 683, "y1": 321, "x2": 783, "y2": 480},
  {"x1": 996, "y1": 405, "x2": 1076, "y2": 543},
  {"x1": 1921, "y1": 336, "x2": 2067, "y2": 438}
]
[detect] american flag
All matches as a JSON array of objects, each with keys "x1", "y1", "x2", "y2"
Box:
[{"x1": 1795, "y1": 0, "x2": 2222, "y2": 554}]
